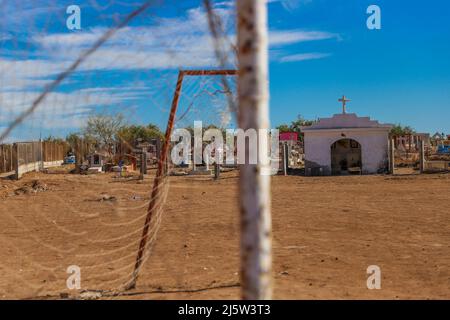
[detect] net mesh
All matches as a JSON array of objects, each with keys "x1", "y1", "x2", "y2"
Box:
[{"x1": 0, "y1": 0, "x2": 238, "y2": 299}]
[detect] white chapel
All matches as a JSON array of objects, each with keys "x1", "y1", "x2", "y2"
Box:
[{"x1": 301, "y1": 96, "x2": 393, "y2": 176}]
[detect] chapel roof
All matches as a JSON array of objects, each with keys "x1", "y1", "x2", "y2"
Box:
[{"x1": 302, "y1": 113, "x2": 393, "y2": 131}]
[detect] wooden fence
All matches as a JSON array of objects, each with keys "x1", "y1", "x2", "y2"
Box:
[
  {"x1": 0, "y1": 144, "x2": 15, "y2": 175},
  {"x1": 424, "y1": 161, "x2": 450, "y2": 172},
  {"x1": 42, "y1": 141, "x2": 66, "y2": 162},
  {"x1": 0, "y1": 141, "x2": 68, "y2": 178}
]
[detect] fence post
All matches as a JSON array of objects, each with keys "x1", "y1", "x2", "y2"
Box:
[
  {"x1": 10, "y1": 145, "x2": 13, "y2": 172},
  {"x1": 139, "y1": 148, "x2": 147, "y2": 180},
  {"x1": 283, "y1": 143, "x2": 288, "y2": 176},
  {"x1": 40, "y1": 140, "x2": 44, "y2": 170},
  {"x1": 237, "y1": 0, "x2": 272, "y2": 300},
  {"x1": 1, "y1": 145, "x2": 4, "y2": 173},
  {"x1": 13, "y1": 143, "x2": 19, "y2": 180},
  {"x1": 214, "y1": 162, "x2": 220, "y2": 180},
  {"x1": 32, "y1": 141, "x2": 35, "y2": 171},
  {"x1": 389, "y1": 138, "x2": 395, "y2": 174},
  {"x1": 419, "y1": 139, "x2": 425, "y2": 174},
  {"x1": 75, "y1": 140, "x2": 81, "y2": 174}
]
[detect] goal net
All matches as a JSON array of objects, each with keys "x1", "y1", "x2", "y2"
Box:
[{"x1": 0, "y1": 0, "x2": 241, "y2": 299}]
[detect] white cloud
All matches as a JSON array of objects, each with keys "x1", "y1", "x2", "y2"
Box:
[
  {"x1": 29, "y1": 4, "x2": 337, "y2": 71},
  {"x1": 0, "y1": 58, "x2": 68, "y2": 91},
  {"x1": 32, "y1": 6, "x2": 233, "y2": 72},
  {"x1": 268, "y1": 0, "x2": 312, "y2": 12},
  {"x1": 0, "y1": 2, "x2": 340, "y2": 139},
  {"x1": 270, "y1": 30, "x2": 339, "y2": 46},
  {"x1": 0, "y1": 33, "x2": 12, "y2": 42},
  {"x1": 1, "y1": 4, "x2": 339, "y2": 83},
  {"x1": 279, "y1": 52, "x2": 331, "y2": 63},
  {"x1": 0, "y1": 88, "x2": 147, "y2": 130}
]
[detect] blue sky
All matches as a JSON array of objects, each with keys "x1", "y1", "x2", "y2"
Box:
[
  {"x1": 268, "y1": 0, "x2": 450, "y2": 134},
  {"x1": 0, "y1": 0, "x2": 449, "y2": 142}
]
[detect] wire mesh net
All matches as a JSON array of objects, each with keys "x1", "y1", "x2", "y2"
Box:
[{"x1": 0, "y1": 0, "x2": 239, "y2": 299}]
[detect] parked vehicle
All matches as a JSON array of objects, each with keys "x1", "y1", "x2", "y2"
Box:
[
  {"x1": 64, "y1": 155, "x2": 76, "y2": 164},
  {"x1": 437, "y1": 145, "x2": 450, "y2": 154}
]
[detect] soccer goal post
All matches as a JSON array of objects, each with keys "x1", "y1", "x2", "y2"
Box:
[{"x1": 127, "y1": 69, "x2": 238, "y2": 290}]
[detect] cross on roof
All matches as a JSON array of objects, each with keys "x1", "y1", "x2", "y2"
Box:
[{"x1": 338, "y1": 95, "x2": 351, "y2": 114}]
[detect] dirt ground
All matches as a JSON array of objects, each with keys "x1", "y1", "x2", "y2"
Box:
[{"x1": 0, "y1": 167, "x2": 449, "y2": 300}]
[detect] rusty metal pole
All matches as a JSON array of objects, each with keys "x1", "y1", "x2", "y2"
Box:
[
  {"x1": 127, "y1": 71, "x2": 184, "y2": 290},
  {"x1": 126, "y1": 69, "x2": 237, "y2": 290},
  {"x1": 237, "y1": 0, "x2": 272, "y2": 300}
]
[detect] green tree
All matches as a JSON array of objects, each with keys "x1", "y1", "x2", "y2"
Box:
[
  {"x1": 65, "y1": 133, "x2": 81, "y2": 149},
  {"x1": 117, "y1": 123, "x2": 164, "y2": 150},
  {"x1": 390, "y1": 124, "x2": 416, "y2": 136},
  {"x1": 276, "y1": 124, "x2": 291, "y2": 133},
  {"x1": 43, "y1": 135, "x2": 66, "y2": 144},
  {"x1": 403, "y1": 126, "x2": 415, "y2": 135},
  {"x1": 390, "y1": 124, "x2": 404, "y2": 136},
  {"x1": 290, "y1": 115, "x2": 316, "y2": 134},
  {"x1": 276, "y1": 115, "x2": 316, "y2": 140}
]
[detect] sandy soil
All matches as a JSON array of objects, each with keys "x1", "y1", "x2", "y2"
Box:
[{"x1": 0, "y1": 167, "x2": 449, "y2": 300}]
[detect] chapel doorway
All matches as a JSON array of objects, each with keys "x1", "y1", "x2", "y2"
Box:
[{"x1": 331, "y1": 138, "x2": 362, "y2": 175}]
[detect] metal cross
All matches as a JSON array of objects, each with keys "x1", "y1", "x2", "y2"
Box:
[{"x1": 338, "y1": 95, "x2": 351, "y2": 114}]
